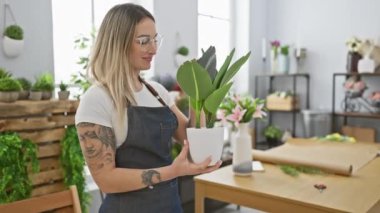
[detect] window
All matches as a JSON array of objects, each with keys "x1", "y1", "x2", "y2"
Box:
[
  {"x1": 52, "y1": 0, "x2": 154, "y2": 89},
  {"x1": 198, "y1": 0, "x2": 231, "y2": 67}
]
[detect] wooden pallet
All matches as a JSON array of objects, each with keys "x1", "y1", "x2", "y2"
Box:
[{"x1": 0, "y1": 99, "x2": 79, "y2": 197}]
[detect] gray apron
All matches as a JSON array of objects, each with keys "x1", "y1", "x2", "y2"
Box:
[{"x1": 99, "y1": 80, "x2": 182, "y2": 213}]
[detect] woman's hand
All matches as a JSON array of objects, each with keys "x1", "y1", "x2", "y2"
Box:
[{"x1": 171, "y1": 139, "x2": 222, "y2": 177}]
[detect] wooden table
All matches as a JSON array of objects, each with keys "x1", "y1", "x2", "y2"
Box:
[{"x1": 194, "y1": 157, "x2": 380, "y2": 213}]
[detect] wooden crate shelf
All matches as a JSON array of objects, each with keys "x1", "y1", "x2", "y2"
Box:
[{"x1": 0, "y1": 99, "x2": 79, "y2": 197}]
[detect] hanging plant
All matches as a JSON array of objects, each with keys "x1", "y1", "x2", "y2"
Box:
[
  {"x1": 0, "y1": 132, "x2": 39, "y2": 203},
  {"x1": 60, "y1": 125, "x2": 90, "y2": 213},
  {"x1": 3, "y1": 25, "x2": 24, "y2": 57}
]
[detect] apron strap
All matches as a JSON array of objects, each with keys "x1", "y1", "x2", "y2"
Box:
[{"x1": 138, "y1": 76, "x2": 168, "y2": 107}]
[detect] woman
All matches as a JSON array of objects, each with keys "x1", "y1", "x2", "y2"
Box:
[{"x1": 75, "y1": 3, "x2": 221, "y2": 213}]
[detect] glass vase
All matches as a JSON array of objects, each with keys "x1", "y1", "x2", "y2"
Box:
[
  {"x1": 346, "y1": 52, "x2": 362, "y2": 73},
  {"x1": 232, "y1": 122, "x2": 253, "y2": 176}
]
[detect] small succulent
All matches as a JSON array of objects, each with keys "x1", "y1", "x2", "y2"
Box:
[
  {"x1": 17, "y1": 78, "x2": 32, "y2": 90},
  {"x1": 59, "y1": 81, "x2": 68, "y2": 91}
]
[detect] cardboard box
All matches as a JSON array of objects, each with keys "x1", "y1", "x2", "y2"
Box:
[
  {"x1": 341, "y1": 126, "x2": 376, "y2": 143},
  {"x1": 266, "y1": 94, "x2": 299, "y2": 111}
]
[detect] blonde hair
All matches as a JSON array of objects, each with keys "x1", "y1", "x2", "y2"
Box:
[{"x1": 88, "y1": 3, "x2": 154, "y2": 124}]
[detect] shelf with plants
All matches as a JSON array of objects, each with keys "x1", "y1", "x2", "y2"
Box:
[
  {"x1": 0, "y1": 99, "x2": 89, "y2": 212},
  {"x1": 331, "y1": 72, "x2": 380, "y2": 134},
  {"x1": 254, "y1": 73, "x2": 310, "y2": 149}
]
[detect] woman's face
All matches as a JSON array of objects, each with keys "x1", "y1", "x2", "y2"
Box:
[{"x1": 130, "y1": 17, "x2": 159, "y2": 73}]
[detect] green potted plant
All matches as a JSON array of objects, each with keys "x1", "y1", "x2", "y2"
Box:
[
  {"x1": 34, "y1": 73, "x2": 54, "y2": 100},
  {"x1": 176, "y1": 46, "x2": 250, "y2": 164},
  {"x1": 0, "y1": 78, "x2": 22, "y2": 102},
  {"x1": 0, "y1": 68, "x2": 12, "y2": 79},
  {"x1": 29, "y1": 80, "x2": 43, "y2": 101},
  {"x1": 175, "y1": 45, "x2": 191, "y2": 67},
  {"x1": 16, "y1": 78, "x2": 32, "y2": 100},
  {"x1": 58, "y1": 81, "x2": 70, "y2": 100},
  {"x1": 2, "y1": 24, "x2": 24, "y2": 57},
  {"x1": 263, "y1": 125, "x2": 283, "y2": 148}
]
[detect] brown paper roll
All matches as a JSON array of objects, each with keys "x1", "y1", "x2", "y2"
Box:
[{"x1": 252, "y1": 149, "x2": 353, "y2": 176}]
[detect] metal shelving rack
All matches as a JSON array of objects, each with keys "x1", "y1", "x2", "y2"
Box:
[
  {"x1": 254, "y1": 73, "x2": 310, "y2": 149},
  {"x1": 331, "y1": 72, "x2": 380, "y2": 132}
]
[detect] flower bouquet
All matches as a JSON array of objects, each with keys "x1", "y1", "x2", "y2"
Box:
[
  {"x1": 217, "y1": 93, "x2": 266, "y2": 128},
  {"x1": 368, "y1": 91, "x2": 380, "y2": 108},
  {"x1": 343, "y1": 76, "x2": 367, "y2": 98}
]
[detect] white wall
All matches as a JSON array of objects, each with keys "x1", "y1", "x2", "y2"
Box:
[
  {"x1": 153, "y1": 0, "x2": 198, "y2": 77},
  {"x1": 0, "y1": 0, "x2": 54, "y2": 80}
]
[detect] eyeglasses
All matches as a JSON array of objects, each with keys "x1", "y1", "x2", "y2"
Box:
[{"x1": 135, "y1": 34, "x2": 163, "y2": 50}]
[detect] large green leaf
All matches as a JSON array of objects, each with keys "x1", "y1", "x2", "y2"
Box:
[
  {"x1": 197, "y1": 46, "x2": 217, "y2": 81},
  {"x1": 213, "y1": 49, "x2": 235, "y2": 90},
  {"x1": 176, "y1": 60, "x2": 213, "y2": 101},
  {"x1": 204, "y1": 82, "x2": 233, "y2": 115},
  {"x1": 220, "y1": 52, "x2": 251, "y2": 87}
]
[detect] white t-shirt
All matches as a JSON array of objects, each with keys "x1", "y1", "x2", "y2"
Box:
[{"x1": 75, "y1": 80, "x2": 175, "y2": 147}]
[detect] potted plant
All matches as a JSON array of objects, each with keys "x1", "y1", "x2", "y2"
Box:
[
  {"x1": 175, "y1": 45, "x2": 190, "y2": 67},
  {"x1": 34, "y1": 73, "x2": 54, "y2": 100},
  {"x1": 263, "y1": 125, "x2": 283, "y2": 148},
  {"x1": 2, "y1": 24, "x2": 24, "y2": 57},
  {"x1": 176, "y1": 46, "x2": 250, "y2": 165},
  {"x1": 29, "y1": 80, "x2": 43, "y2": 101},
  {"x1": 16, "y1": 78, "x2": 32, "y2": 100},
  {"x1": 0, "y1": 77, "x2": 22, "y2": 102},
  {"x1": 0, "y1": 68, "x2": 12, "y2": 79},
  {"x1": 58, "y1": 81, "x2": 70, "y2": 100}
]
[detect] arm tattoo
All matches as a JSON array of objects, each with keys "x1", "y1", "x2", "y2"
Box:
[
  {"x1": 141, "y1": 170, "x2": 161, "y2": 188},
  {"x1": 76, "y1": 122, "x2": 116, "y2": 173}
]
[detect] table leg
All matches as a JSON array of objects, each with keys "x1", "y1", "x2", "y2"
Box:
[{"x1": 195, "y1": 182, "x2": 205, "y2": 213}]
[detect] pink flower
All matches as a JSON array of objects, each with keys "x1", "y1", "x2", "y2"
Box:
[
  {"x1": 271, "y1": 40, "x2": 280, "y2": 47},
  {"x1": 353, "y1": 81, "x2": 366, "y2": 91},
  {"x1": 226, "y1": 106, "x2": 247, "y2": 127},
  {"x1": 253, "y1": 104, "x2": 267, "y2": 119},
  {"x1": 344, "y1": 81, "x2": 354, "y2": 90},
  {"x1": 217, "y1": 109, "x2": 227, "y2": 124}
]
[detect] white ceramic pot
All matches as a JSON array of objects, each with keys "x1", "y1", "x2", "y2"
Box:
[
  {"x1": 3, "y1": 36, "x2": 24, "y2": 58},
  {"x1": 186, "y1": 127, "x2": 224, "y2": 165}
]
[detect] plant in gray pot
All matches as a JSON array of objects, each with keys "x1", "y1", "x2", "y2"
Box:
[
  {"x1": 58, "y1": 81, "x2": 70, "y2": 100},
  {"x1": 34, "y1": 73, "x2": 54, "y2": 100},
  {"x1": 3, "y1": 24, "x2": 24, "y2": 57},
  {"x1": 263, "y1": 125, "x2": 283, "y2": 148},
  {"x1": 16, "y1": 77, "x2": 32, "y2": 100},
  {"x1": 0, "y1": 78, "x2": 22, "y2": 102},
  {"x1": 29, "y1": 81, "x2": 43, "y2": 101},
  {"x1": 176, "y1": 46, "x2": 250, "y2": 165}
]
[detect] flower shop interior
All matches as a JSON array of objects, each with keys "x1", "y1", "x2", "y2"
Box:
[{"x1": 1, "y1": 0, "x2": 380, "y2": 213}]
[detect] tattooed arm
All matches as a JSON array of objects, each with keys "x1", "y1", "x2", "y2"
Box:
[{"x1": 77, "y1": 122, "x2": 220, "y2": 193}]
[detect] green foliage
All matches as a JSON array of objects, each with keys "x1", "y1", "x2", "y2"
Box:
[
  {"x1": 59, "y1": 81, "x2": 68, "y2": 91},
  {"x1": 263, "y1": 125, "x2": 282, "y2": 140},
  {"x1": 176, "y1": 46, "x2": 251, "y2": 128},
  {"x1": 0, "y1": 132, "x2": 39, "y2": 203},
  {"x1": 71, "y1": 30, "x2": 95, "y2": 99},
  {"x1": 171, "y1": 142, "x2": 182, "y2": 160},
  {"x1": 17, "y1": 78, "x2": 32, "y2": 90},
  {"x1": 0, "y1": 78, "x2": 22, "y2": 92},
  {"x1": 280, "y1": 165, "x2": 325, "y2": 177},
  {"x1": 4, "y1": 25, "x2": 24, "y2": 40},
  {"x1": 60, "y1": 125, "x2": 90, "y2": 213},
  {"x1": 177, "y1": 46, "x2": 189, "y2": 56},
  {"x1": 34, "y1": 73, "x2": 54, "y2": 91},
  {"x1": 280, "y1": 45, "x2": 289, "y2": 56},
  {"x1": 0, "y1": 68, "x2": 12, "y2": 79}
]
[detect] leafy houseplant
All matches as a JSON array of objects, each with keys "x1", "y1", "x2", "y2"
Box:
[
  {"x1": 177, "y1": 46, "x2": 251, "y2": 128},
  {"x1": 60, "y1": 125, "x2": 90, "y2": 213},
  {"x1": 0, "y1": 132, "x2": 39, "y2": 203},
  {"x1": 3, "y1": 25, "x2": 24, "y2": 57},
  {"x1": 263, "y1": 125, "x2": 283, "y2": 148},
  {"x1": 58, "y1": 81, "x2": 70, "y2": 100},
  {"x1": 17, "y1": 78, "x2": 32, "y2": 100},
  {"x1": 34, "y1": 73, "x2": 54, "y2": 100},
  {"x1": 0, "y1": 78, "x2": 22, "y2": 102},
  {"x1": 176, "y1": 46, "x2": 250, "y2": 164},
  {"x1": 0, "y1": 68, "x2": 12, "y2": 79},
  {"x1": 177, "y1": 46, "x2": 189, "y2": 56}
]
